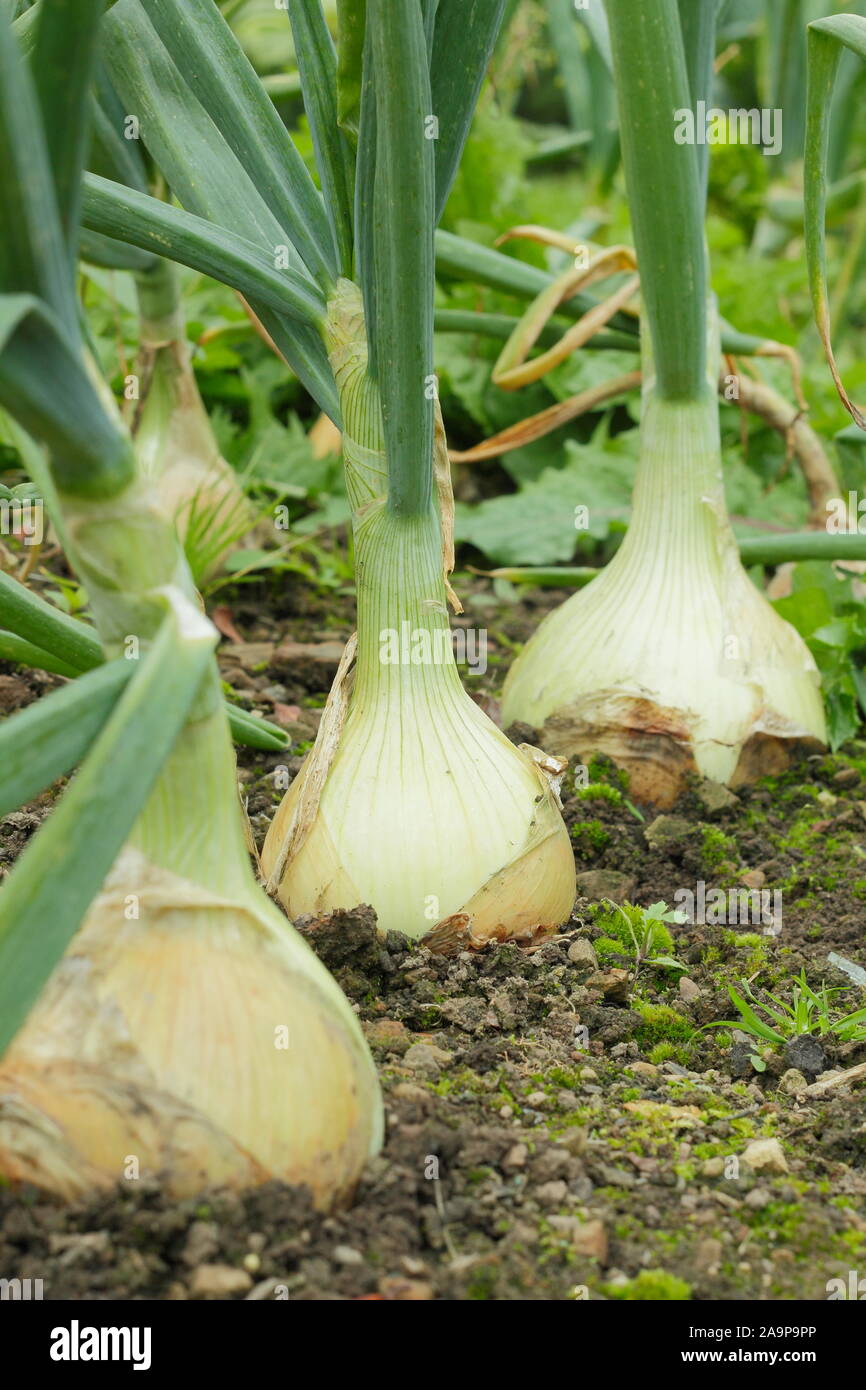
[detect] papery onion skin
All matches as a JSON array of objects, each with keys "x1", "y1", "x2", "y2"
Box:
[{"x1": 0, "y1": 852, "x2": 383, "y2": 1204}]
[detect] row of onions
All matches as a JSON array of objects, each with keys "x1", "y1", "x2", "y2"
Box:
[{"x1": 0, "y1": 0, "x2": 856, "y2": 1204}]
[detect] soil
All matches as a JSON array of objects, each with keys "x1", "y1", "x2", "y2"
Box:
[{"x1": 2, "y1": 573, "x2": 866, "y2": 1301}]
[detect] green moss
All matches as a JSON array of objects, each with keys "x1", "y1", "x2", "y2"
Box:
[
  {"x1": 633, "y1": 1000, "x2": 693, "y2": 1051},
  {"x1": 576, "y1": 783, "x2": 622, "y2": 805},
  {"x1": 602, "y1": 1270, "x2": 692, "y2": 1301},
  {"x1": 647, "y1": 1041, "x2": 688, "y2": 1065},
  {"x1": 701, "y1": 825, "x2": 738, "y2": 871},
  {"x1": 587, "y1": 755, "x2": 630, "y2": 792},
  {"x1": 595, "y1": 935, "x2": 628, "y2": 960},
  {"x1": 571, "y1": 819, "x2": 611, "y2": 854}
]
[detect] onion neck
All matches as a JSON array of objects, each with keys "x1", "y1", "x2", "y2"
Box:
[
  {"x1": 325, "y1": 279, "x2": 465, "y2": 711},
  {"x1": 128, "y1": 667, "x2": 255, "y2": 899}
]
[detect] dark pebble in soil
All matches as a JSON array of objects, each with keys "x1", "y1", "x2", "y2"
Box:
[{"x1": 784, "y1": 1033, "x2": 827, "y2": 1079}]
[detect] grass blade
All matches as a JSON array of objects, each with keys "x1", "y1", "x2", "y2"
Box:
[{"x1": 726, "y1": 985, "x2": 786, "y2": 1044}]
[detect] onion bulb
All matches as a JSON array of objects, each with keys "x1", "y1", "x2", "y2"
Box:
[
  {"x1": 0, "y1": 694, "x2": 382, "y2": 1205},
  {"x1": 262, "y1": 282, "x2": 576, "y2": 946},
  {"x1": 502, "y1": 344, "x2": 826, "y2": 807}
]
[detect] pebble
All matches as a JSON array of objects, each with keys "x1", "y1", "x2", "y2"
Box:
[
  {"x1": 525, "y1": 1090, "x2": 549, "y2": 1108},
  {"x1": 627, "y1": 1061, "x2": 659, "y2": 1078},
  {"x1": 585, "y1": 968, "x2": 630, "y2": 1002},
  {"x1": 694, "y1": 1237, "x2": 723, "y2": 1273},
  {"x1": 695, "y1": 779, "x2": 739, "y2": 816},
  {"x1": 678, "y1": 976, "x2": 702, "y2": 1001},
  {"x1": 571, "y1": 1218, "x2": 608, "y2": 1263},
  {"x1": 833, "y1": 767, "x2": 860, "y2": 788},
  {"x1": 778, "y1": 1068, "x2": 808, "y2": 1096},
  {"x1": 181, "y1": 1221, "x2": 220, "y2": 1268},
  {"x1": 502, "y1": 1143, "x2": 528, "y2": 1171},
  {"x1": 403, "y1": 1042, "x2": 452, "y2": 1077},
  {"x1": 189, "y1": 1264, "x2": 253, "y2": 1299},
  {"x1": 378, "y1": 1277, "x2": 434, "y2": 1301},
  {"x1": 535, "y1": 1180, "x2": 568, "y2": 1208},
  {"x1": 333, "y1": 1245, "x2": 364, "y2": 1266},
  {"x1": 745, "y1": 1186, "x2": 772, "y2": 1209},
  {"x1": 742, "y1": 1138, "x2": 788, "y2": 1175},
  {"x1": 567, "y1": 938, "x2": 598, "y2": 969}
]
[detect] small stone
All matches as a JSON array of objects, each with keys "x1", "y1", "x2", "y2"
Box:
[
  {"x1": 499, "y1": 1104, "x2": 514, "y2": 1119},
  {"x1": 742, "y1": 1138, "x2": 788, "y2": 1175},
  {"x1": 181, "y1": 1221, "x2": 220, "y2": 1268},
  {"x1": 745, "y1": 1186, "x2": 772, "y2": 1209},
  {"x1": 363, "y1": 1019, "x2": 412, "y2": 1054},
  {"x1": 378, "y1": 1277, "x2": 433, "y2": 1301},
  {"x1": 784, "y1": 1034, "x2": 826, "y2": 1080},
  {"x1": 189, "y1": 1264, "x2": 253, "y2": 1299},
  {"x1": 246, "y1": 1278, "x2": 283, "y2": 1301},
  {"x1": 558, "y1": 1128, "x2": 588, "y2": 1157},
  {"x1": 502, "y1": 1143, "x2": 528, "y2": 1171},
  {"x1": 627, "y1": 1061, "x2": 659, "y2": 1078},
  {"x1": 535, "y1": 1180, "x2": 568, "y2": 1208},
  {"x1": 778, "y1": 1068, "x2": 808, "y2": 1096},
  {"x1": 695, "y1": 779, "x2": 739, "y2": 817},
  {"x1": 740, "y1": 869, "x2": 766, "y2": 890},
  {"x1": 701, "y1": 1157, "x2": 725, "y2": 1178},
  {"x1": 678, "y1": 977, "x2": 702, "y2": 1001},
  {"x1": 567, "y1": 938, "x2": 599, "y2": 969},
  {"x1": 392, "y1": 1082, "x2": 433, "y2": 1106},
  {"x1": 242, "y1": 1253, "x2": 261, "y2": 1274},
  {"x1": 573, "y1": 870, "x2": 636, "y2": 904},
  {"x1": 833, "y1": 767, "x2": 860, "y2": 788},
  {"x1": 694, "y1": 1238, "x2": 723, "y2": 1273},
  {"x1": 585, "y1": 968, "x2": 630, "y2": 1002},
  {"x1": 579, "y1": 1066, "x2": 598, "y2": 1082},
  {"x1": 644, "y1": 815, "x2": 693, "y2": 852},
  {"x1": 333, "y1": 1245, "x2": 364, "y2": 1266},
  {"x1": 403, "y1": 1042, "x2": 452, "y2": 1078},
  {"x1": 571, "y1": 1218, "x2": 608, "y2": 1263}
]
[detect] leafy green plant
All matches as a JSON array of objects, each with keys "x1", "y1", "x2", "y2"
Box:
[
  {"x1": 709, "y1": 971, "x2": 866, "y2": 1045},
  {"x1": 593, "y1": 899, "x2": 687, "y2": 980}
]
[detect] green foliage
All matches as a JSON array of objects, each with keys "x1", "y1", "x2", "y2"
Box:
[
  {"x1": 710, "y1": 970, "x2": 866, "y2": 1046},
  {"x1": 773, "y1": 562, "x2": 866, "y2": 750},
  {"x1": 602, "y1": 1269, "x2": 692, "y2": 1301},
  {"x1": 589, "y1": 900, "x2": 686, "y2": 976}
]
